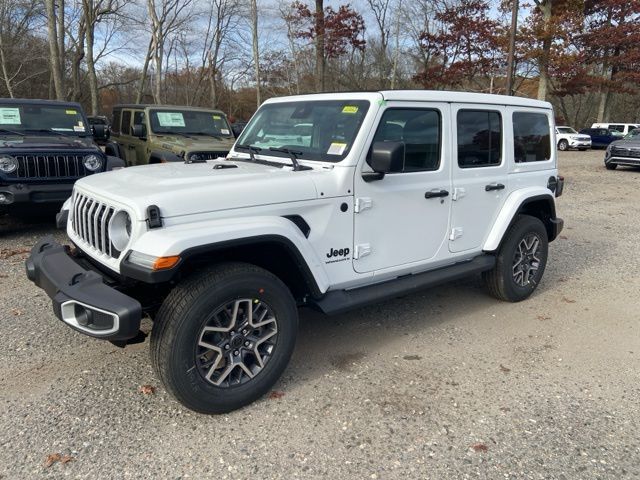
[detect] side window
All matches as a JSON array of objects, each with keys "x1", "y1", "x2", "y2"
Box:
[
  {"x1": 457, "y1": 110, "x2": 502, "y2": 168},
  {"x1": 112, "y1": 110, "x2": 121, "y2": 134},
  {"x1": 513, "y1": 112, "x2": 551, "y2": 163},
  {"x1": 121, "y1": 110, "x2": 132, "y2": 135},
  {"x1": 371, "y1": 108, "x2": 441, "y2": 172},
  {"x1": 610, "y1": 124, "x2": 624, "y2": 132},
  {"x1": 133, "y1": 110, "x2": 145, "y2": 126}
]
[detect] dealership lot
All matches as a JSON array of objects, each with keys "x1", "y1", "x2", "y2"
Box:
[{"x1": 1, "y1": 149, "x2": 639, "y2": 479}]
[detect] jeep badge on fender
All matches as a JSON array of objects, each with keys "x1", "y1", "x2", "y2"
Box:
[{"x1": 26, "y1": 90, "x2": 564, "y2": 414}]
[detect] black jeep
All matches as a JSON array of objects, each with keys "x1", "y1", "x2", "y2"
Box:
[{"x1": 0, "y1": 99, "x2": 124, "y2": 215}]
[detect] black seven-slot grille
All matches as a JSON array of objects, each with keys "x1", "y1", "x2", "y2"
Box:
[
  {"x1": 189, "y1": 151, "x2": 228, "y2": 160},
  {"x1": 11, "y1": 154, "x2": 95, "y2": 179},
  {"x1": 612, "y1": 146, "x2": 640, "y2": 159},
  {"x1": 71, "y1": 191, "x2": 120, "y2": 258}
]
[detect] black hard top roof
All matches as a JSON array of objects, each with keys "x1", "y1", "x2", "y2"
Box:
[
  {"x1": 0, "y1": 98, "x2": 83, "y2": 108},
  {"x1": 113, "y1": 104, "x2": 226, "y2": 114}
]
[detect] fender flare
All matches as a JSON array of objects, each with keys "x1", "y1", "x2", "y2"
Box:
[
  {"x1": 121, "y1": 216, "x2": 330, "y2": 295},
  {"x1": 483, "y1": 187, "x2": 556, "y2": 252},
  {"x1": 149, "y1": 150, "x2": 182, "y2": 163},
  {"x1": 106, "y1": 155, "x2": 125, "y2": 171}
]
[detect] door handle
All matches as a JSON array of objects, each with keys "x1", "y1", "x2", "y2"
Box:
[
  {"x1": 485, "y1": 183, "x2": 505, "y2": 192},
  {"x1": 425, "y1": 189, "x2": 449, "y2": 199}
]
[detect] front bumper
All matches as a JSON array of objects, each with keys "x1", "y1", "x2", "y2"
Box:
[
  {"x1": 569, "y1": 140, "x2": 591, "y2": 148},
  {"x1": 25, "y1": 237, "x2": 142, "y2": 341},
  {"x1": 606, "y1": 156, "x2": 640, "y2": 167},
  {"x1": 0, "y1": 182, "x2": 74, "y2": 207}
]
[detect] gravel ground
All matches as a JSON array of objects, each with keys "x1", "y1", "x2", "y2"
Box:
[{"x1": 1, "y1": 149, "x2": 639, "y2": 479}]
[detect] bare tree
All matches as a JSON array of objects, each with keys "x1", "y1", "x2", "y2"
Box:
[
  {"x1": 45, "y1": 0, "x2": 65, "y2": 99},
  {"x1": 250, "y1": 0, "x2": 261, "y2": 105},
  {"x1": 314, "y1": 0, "x2": 324, "y2": 91}
]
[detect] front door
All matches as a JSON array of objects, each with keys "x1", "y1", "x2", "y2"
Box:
[
  {"x1": 449, "y1": 106, "x2": 509, "y2": 253},
  {"x1": 353, "y1": 103, "x2": 451, "y2": 273}
]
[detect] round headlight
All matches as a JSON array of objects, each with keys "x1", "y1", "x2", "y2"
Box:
[
  {"x1": 0, "y1": 155, "x2": 18, "y2": 174},
  {"x1": 108, "y1": 210, "x2": 132, "y2": 251},
  {"x1": 83, "y1": 154, "x2": 103, "y2": 171}
]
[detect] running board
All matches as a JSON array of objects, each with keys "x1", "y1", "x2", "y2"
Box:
[{"x1": 312, "y1": 254, "x2": 496, "y2": 315}]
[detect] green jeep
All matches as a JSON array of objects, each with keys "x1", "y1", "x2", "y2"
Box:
[{"x1": 108, "y1": 104, "x2": 235, "y2": 165}]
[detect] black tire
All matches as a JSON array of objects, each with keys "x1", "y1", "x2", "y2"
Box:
[
  {"x1": 150, "y1": 262, "x2": 298, "y2": 414},
  {"x1": 578, "y1": 148, "x2": 587, "y2": 151},
  {"x1": 605, "y1": 162, "x2": 617, "y2": 170},
  {"x1": 483, "y1": 215, "x2": 548, "y2": 302},
  {"x1": 557, "y1": 139, "x2": 569, "y2": 151}
]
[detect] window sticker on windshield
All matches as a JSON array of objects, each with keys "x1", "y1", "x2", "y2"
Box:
[
  {"x1": 221, "y1": 128, "x2": 230, "y2": 135},
  {"x1": 0, "y1": 107, "x2": 21, "y2": 124},
  {"x1": 342, "y1": 106, "x2": 358, "y2": 114},
  {"x1": 157, "y1": 112, "x2": 185, "y2": 127},
  {"x1": 327, "y1": 142, "x2": 347, "y2": 155},
  {"x1": 213, "y1": 115, "x2": 222, "y2": 120},
  {"x1": 74, "y1": 126, "x2": 86, "y2": 132},
  {"x1": 66, "y1": 109, "x2": 77, "y2": 115}
]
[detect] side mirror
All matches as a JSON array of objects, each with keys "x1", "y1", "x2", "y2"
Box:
[
  {"x1": 132, "y1": 124, "x2": 146, "y2": 138},
  {"x1": 92, "y1": 124, "x2": 108, "y2": 140},
  {"x1": 364, "y1": 141, "x2": 405, "y2": 181}
]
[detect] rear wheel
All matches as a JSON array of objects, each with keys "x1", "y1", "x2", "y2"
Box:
[
  {"x1": 483, "y1": 215, "x2": 548, "y2": 302},
  {"x1": 557, "y1": 139, "x2": 569, "y2": 151},
  {"x1": 150, "y1": 262, "x2": 298, "y2": 413}
]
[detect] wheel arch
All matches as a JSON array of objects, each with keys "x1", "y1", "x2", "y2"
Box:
[
  {"x1": 483, "y1": 190, "x2": 559, "y2": 252},
  {"x1": 149, "y1": 150, "x2": 182, "y2": 164}
]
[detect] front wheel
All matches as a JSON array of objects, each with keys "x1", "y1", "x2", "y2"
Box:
[
  {"x1": 557, "y1": 139, "x2": 569, "y2": 151},
  {"x1": 150, "y1": 262, "x2": 298, "y2": 413},
  {"x1": 483, "y1": 215, "x2": 549, "y2": 302},
  {"x1": 605, "y1": 162, "x2": 617, "y2": 170}
]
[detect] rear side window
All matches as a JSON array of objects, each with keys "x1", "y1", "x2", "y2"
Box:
[
  {"x1": 121, "y1": 110, "x2": 132, "y2": 135},
  {"x1": 112, "y1": 110, "x2": 121, "y2": 134},
  {"x1": 371, "y1": 108, "x2": 441, "y2": 172},
  {"x1": 513, "y1": 112, "x2": 551, "y2": 163},
  {"x1": 457, "y1": 110, "x2": 502, "y2": 168}
]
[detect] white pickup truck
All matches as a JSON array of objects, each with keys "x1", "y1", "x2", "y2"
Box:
[{"x1": 26, "y1": 91, "x2": 564, "y2": 413}]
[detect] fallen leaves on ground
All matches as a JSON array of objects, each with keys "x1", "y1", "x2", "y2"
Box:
[
  {"x1": 403, "y1": 355, "x2": 422, "y2": 361},
  {"x1": 561, "y1": 297, "x2": 576, "y2": 303},
  {"x1": 0, "y1": 248, "x2": 30, "y2": 260},
  {"x1": 11, "y1": 308, "x2": 22, "y2": 316},
  {"x1": 43, "y1": 454, "x2": 73, "y2": 468},
  {"x1": 269, "y1": 391, "x2": 285, "y2": 399},
  {"x1": 499, "y1": 364, "x2": 511, "y2": 373},
  {"x1": 536, "y1": 314, "x2": 551, "y2": 321},
  {"x1": 559, "y1": 235, "x2": 568, "y2": 240},
  {"x1": 470, "y1": 443, "x2": 489, "y2": 453},
  {"x1": 138, "y1": 385, "x2": 156, "y2": 395}
]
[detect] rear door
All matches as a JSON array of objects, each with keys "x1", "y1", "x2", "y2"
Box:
[
  {"x1": 449, "y1": 106, "x2": 508, "y2": 253},
  {"x1": 131, "y1": 109, "x2": 147, "y2": 165},
  {"x1": 119, "y1": 109, "x2": 136, "y2": 165}
]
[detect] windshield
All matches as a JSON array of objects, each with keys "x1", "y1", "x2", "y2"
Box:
[
  {"x1": 557, "y1": 127, "x2": 577, "y2": 134},
  {"x1": 0, "y1": 103, "x2": 88, "y2": 135},
  {"x1": 624, "y1": 129, "x2": 640, "y2": 139},
  {"x1": 149, "y1": 109, "x2": 233, "y2": 137},
  {"x1": 236, "y1": 100, "x2": 371, "y2": 162}
]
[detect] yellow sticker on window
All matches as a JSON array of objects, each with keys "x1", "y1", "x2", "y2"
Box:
[
  {"x1": 342, "y1": 106, "x2": 358, "y2": 114},
  {"x1": 65, "y1": 109, "x2": 77, "y2": 115},
  {"x1": 213, "y1": 115, "x2": 222, "y2": 120}
]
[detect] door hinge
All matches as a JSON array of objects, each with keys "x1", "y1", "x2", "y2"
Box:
[
  {"x1": 354, "y1": 243, "x2": 371, "y2": 259},
  {"x1": 452, "y1": 188, "x2": 466, "y2": 201},
  {"x1": 449, "y1": 227, "x2": 463, "y2": 241},
  {"x1": 354, "y1": 197, "x2": 372, "y2": 213}
]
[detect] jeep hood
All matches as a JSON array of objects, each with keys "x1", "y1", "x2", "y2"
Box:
[
  {"x1": 75, "y1": 160, "x2": 320, "y2": 218},
  {"x1": 154, "y1": 135, "x2": 235, "y2": 153}
]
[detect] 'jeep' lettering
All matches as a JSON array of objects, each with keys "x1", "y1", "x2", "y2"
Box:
[{"x1": 327, "y1": 247, "x2": 350, "y2": 259}]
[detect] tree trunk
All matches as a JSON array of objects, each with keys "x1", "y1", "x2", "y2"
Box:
[
  {"x1": 208, "y1": 52, "x2": 217, "y2": 108},
  {"x1": 536, "y1": 0, "x2": 552, "y2": 101},
  {"x1": 153, "y1": 44, "x2": 163, "y2": 103},
  {"x1": 314, "y1": 0, "x2": 325, "y2": 92},
  {"x1": 57, "y1": 0, "x2": 65, "y2": 95},
  {"x1": 390, "y1": 0, "x2": 402, "y2": 89},
  {"x1": 136, "y1": 38, "x2": 154, "y2": 104},
  {"x1": 85, "y1": 19, "x2": 99, "y2": 114},
  {"x1": 250, "y1": 0, "x2": 261, "y2": 106},
  {"x1": 0, "y1": 36, "x2": 14, "y2": 97},
  {"x1": 44, "y1": 0, "x2": 64, "y2": 99}
]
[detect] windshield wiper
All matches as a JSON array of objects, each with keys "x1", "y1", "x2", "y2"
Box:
[
  {"x1": 0, "y1": 128, "x2": 24, "y2": 136},
  {"x1": 269, "y1": 147, "x2": 305, "y2": 171},
  {"x1": 183, "y1": 131, "x2": 223, "y2": 140},
  {"x1": 26, "y1": 128, "x2": 72, "y2": 137},
  {"x1": 235, "y1": 144, "x2": 262, "y2": 162}
]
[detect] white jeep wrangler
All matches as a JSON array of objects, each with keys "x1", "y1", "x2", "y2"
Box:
[{"x1": 26, "y1": 91, "x2": 564, "y2": 414}]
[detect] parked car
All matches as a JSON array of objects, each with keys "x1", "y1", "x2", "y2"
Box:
[
  {"x1": 108, "y1": 104, "x2": 235, "y2": 165},
  {"x1": 555, "y1": 126, "x2": 591, "y2": 151},
  {"x1": 26, "y1": 90, "x2": 563, "y2": 414},
  {"x1": 0, "y1": 98, "x2": 123, "y2": 215},
  {"x1": 579, "y1": 128, "x2": 620, "y2": 148},
  {"x1": 87, "y1": 115, "x2": 111, "y2": 145},
  {"x1": 592, "y1": 123, "x2": 639, "y2": 136},
  {"x1": 604, "y1": 132, "x2": 640, "y2": 170}
]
